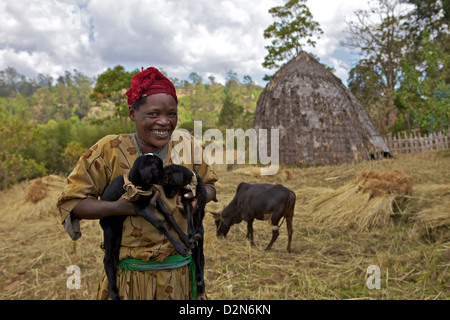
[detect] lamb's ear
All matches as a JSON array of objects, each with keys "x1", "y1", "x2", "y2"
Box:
[{"x1": 173, "y1": 171, "x2": 184, "y2": 185}]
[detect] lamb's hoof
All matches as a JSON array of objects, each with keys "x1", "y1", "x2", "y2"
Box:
[
  {"x1": 176, "y1": 246, "x2": 191, "y2": 257},
  {"x1": 108, "y1": 290, "x2": 120, "y2": 300}
]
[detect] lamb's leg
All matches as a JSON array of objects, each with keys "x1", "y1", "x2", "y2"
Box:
[
  {"x1": 182, "y1": 200, "x2": 197, "y2": 245},
  {"x1": 155, "y1": 196, "x2": 194, "y2": 249},
  {"x1": 135, "y1": 206, "x2": 191, "y2": 257},
  {"x1": 101, "y1": 220, "x2": 123, "y2": 300}
]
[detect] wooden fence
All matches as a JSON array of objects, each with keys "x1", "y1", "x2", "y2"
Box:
[{"x1": 384, "y1": 130, "x2": 449, "y2": 154}]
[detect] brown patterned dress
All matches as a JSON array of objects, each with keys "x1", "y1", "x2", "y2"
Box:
[{"x1": 57, "y1": 131, "x2": 218, "y2": 299}]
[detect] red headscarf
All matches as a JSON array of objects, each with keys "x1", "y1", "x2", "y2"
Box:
[{"x1": 126, "y1": 67, "x2": 177, "y2": 106}]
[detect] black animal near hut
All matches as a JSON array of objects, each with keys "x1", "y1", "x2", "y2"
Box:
[{"x1": 254, "y1": 52, "x2": 392, "y2": 166}]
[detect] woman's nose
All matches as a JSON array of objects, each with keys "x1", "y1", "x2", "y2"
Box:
[{"x1": 156, "y1": 115, "x2": 170, "y2": 126}]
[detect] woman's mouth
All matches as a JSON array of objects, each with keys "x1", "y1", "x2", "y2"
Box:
[{"x1": 152, "y1": 129, "x2": 170, "y2": 138}]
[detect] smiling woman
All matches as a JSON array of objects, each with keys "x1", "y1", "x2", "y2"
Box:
[
  {"x1": 56, "y1": 67, "x2": 219, "y2": 300},
  {"x1": 129, "y1": 93, "x2": 178, "y2": 154}
]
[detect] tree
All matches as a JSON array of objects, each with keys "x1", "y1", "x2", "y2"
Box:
[
  {"x1": 72, "y1": 70, "x2": 94, "y2": 119},
  {"x1": 0, "y1": 67, "x2": 43, "y2": 98},
  {"x1": 225, "y1": 69, "x2": 239, "y2": 90},
  {"x1": 262, "y1": 0, "x2": 323, "y2": 71},
  {"x1": 348, "y1": 59, "x2": 388, "y2": 131},
  {"x1": 208, "y1": 76, "x2": 216, "y2": 86},
  {"x1": 342, "y1": 0, "x2": 409, "y2": 133},
  {"x1": 396, "y1": 30, "x2": 449, "y2": 132},
  {"x1": 218, "y1": 93, "x2": 243, "y2": 127},
  {"x1": 188, "y1": 72, "x2": 202, "y2": 86},
  {"x1": 0, "y1": 118, "x2": 47, "y2": 189},
  {"x1": 402, "y1": 0, "x2": 449, "y2": 55},
  {"x1": 344, "y1": 0, "x2": 449, "y2": 134},
  {"x1": 90, "y1": 65, "x2": 137, "y2": 124},
  {"x1": 0, "y1": 67, "x2": 19, "y2": 97},
  {"x1": 401, "y1": 0, "x2": 449, "y2": 85}
]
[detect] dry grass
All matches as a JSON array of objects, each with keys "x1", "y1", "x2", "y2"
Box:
[
  {"x1": 306, "y1": 169, "x2": 414, "y2": 230},
  {"x1": 0, "y1": 175, "x2": 65, "y2": 222},
  {"x1": 355, "y1": 169, "x2": 413, "y2": 197},
  {"x1": 0, "y1": 151, "x2": 448, "y2": 300}
]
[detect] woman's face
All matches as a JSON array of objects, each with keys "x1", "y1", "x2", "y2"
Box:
[{"x1": 129, "y1": 93, "x2": 178, "y2": 153}]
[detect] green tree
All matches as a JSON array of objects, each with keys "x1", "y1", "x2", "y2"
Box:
[
  {"x1": 262, "y1": 0, "x2": 323, "y2": 71},
  {"x1": 225, "y1": 69, "x2": 240, "y2": 92},
  {"x1": 0, "y1": 67, "x2": 19, "y2": 97},
  {"x1": 396, "y1": 30, "x2": 449, "y2": 132},
  {"x1": 62, "y1": 141, "x2": 86, "y2": 172},
  {"x1": 90, "y1": 65, "x2": 137, "y2": 125},
  {"x1": 218, "y1": 93, "x2": 243, "y2": 127},
  {"x1": 0, "y1": 118, "x2": 47, "y2": 189},
  {"x1": 345, "y1": 0, "x2": 448, "y2": 134},
  {"x1": 188, "y1": 72, "x2": 202, "y2": 86},
  {"x1": 402, "y1": 0, "x2": 449, "y2": 72},
  {"x1": 72, "y1": 70, "x2": 94, "y2": 119},
  {"x1": 343, "y1": 0, "x2": 409, "y2": 134},
  {"x1": 243, "y1": 75, "x2": 255, "y2": 93}
]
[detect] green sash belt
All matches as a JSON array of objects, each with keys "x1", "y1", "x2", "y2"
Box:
[{"x1": 118, "y1": 255, "x2": 197, "y2": 300}]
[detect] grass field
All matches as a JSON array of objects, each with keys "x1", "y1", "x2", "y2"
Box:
[{"x1": 0, "y1": 151, "x2": 448, "y2": 300}]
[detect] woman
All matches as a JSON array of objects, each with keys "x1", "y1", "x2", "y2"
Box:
[{"x1": 57, "y1": 67, "x2": 218, "y2": 300}]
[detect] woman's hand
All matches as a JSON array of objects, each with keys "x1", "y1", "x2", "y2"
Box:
[
  {"x1": 176, "y1": 192, "x2": 198, "y2": 214},
  {"x1": 175, "y1": 184, "x2": 217, "y2": 214}
]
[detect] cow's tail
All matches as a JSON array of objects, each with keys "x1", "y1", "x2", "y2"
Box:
[
  {"x1": 275, "y1": 190, "x2": 296, "y2": 229},
  {"x1": 287, "y1": 190, "x2": 296, "y2": 218}
]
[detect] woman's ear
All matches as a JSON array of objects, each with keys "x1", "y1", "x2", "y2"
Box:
[{"x1": 128, "y1": 106, "x2": 135, "y2": 121}]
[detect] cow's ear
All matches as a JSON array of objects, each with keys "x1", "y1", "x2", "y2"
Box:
[{"x1": 209, "y1": 211, "x2": 219, "y2": 220}]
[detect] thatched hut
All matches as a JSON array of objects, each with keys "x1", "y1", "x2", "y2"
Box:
[{"x1": 254, "y1": 52, "x2": 391, "y2": 166}]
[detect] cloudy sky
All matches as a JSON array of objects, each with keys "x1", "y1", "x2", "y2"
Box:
[{"x1": 0, "y1": 0, "x2": 373, "y2": 87}]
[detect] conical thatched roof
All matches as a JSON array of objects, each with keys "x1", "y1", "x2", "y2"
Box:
[{"x1": 255, "y1": 52, "x2": 391, "y2": 166}]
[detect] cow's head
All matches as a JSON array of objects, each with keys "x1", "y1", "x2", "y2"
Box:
[{"x1": 210, "y1": 209, "x2": 230, "y2": 238}]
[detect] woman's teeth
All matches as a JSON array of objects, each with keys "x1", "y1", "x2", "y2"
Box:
[{"x1": 153, "y1": 130, "x2": 169, "y2": 136}]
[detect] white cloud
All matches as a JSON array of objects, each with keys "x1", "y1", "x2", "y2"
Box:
[{"x1": 0, "y1": 0, "x2": 376, "y2": 86}]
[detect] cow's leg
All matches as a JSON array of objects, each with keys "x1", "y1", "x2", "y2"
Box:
[
  {"x1": 265, "y1": 221, "x2": 280, "y2": 251},
  {"x1": 246, "y1": 219, "x2": 255, "y2": 246},
  {"x1": 286, "y1": 213, "x2": 293, "y2": 253}
]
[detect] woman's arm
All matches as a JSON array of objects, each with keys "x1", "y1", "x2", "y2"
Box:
[
  {"x1": 73, "y1": 184, "x2": 215, "y2": 219},
  {"x1": 72, "y1": 198, "x2": 136, "y2": 220}
]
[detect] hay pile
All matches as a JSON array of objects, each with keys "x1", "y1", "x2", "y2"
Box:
[
  {"x1": 355, "y1": 169, "x2": 413, "y2": 197},
  {"x1": 308, "y1": 169, "x2": 414, "y2": 230},
  {"x1": 412, "y1": 184, "x2": 450, "y2": 238},
  {"x1": 0, "y1": 175, "x2": 66, "y2": 222}
]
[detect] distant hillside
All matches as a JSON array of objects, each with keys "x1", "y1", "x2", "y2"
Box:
[
  {"x1": 0, "y1": 66, "x2": 264, "y2": 189},
  {"x1": 175, "y1": 83, "x2": 263, "y2": 129}
]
